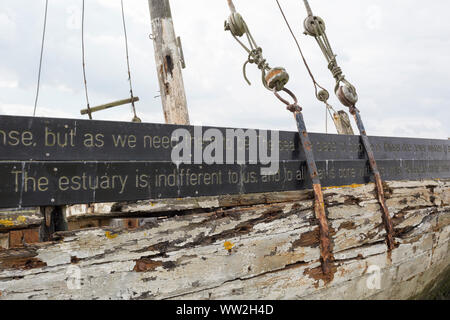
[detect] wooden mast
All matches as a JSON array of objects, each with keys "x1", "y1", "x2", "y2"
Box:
[{"x1": 148, "y1": 0, "x2": 190, "y2": 125}]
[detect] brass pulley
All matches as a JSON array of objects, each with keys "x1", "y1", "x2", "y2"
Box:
[
  {"x1": 265, "y1": 67, "x2": 290, "y2": 92},
  {"x1": 301, "y1": 0, "x2": 359, "y2": 107},
  {"x1": 337, "y1": 84, "x2": 358, "y2": 107}
]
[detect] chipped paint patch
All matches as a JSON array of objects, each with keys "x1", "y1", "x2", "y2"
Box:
[
  {"x1": 134, "y1": 258, "x2": 163, "y2": 272},
  {"x1": 0, "y1": 257, "x2": 47, "y2": 270},
  {"x1": 105, "y1": 231, "x2": 118, "y2": 239},
  {"x1": 198, "y1": 199, "x2": 220, "y2": 209}
]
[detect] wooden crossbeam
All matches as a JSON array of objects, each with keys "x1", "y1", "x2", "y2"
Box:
[{"x1": 80, "y1": 97, "x2": 139, "y2": 115}]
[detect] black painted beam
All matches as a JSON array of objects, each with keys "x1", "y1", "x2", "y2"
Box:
[
  {"x1": 0, "y1": 116, "x2": 449, "y2": 162},
  {"x1": 0, "y1": 115, "x2": 449, "y2": 208},
  {"x1": 0, "y1": 160, "x2": 448, "y2": 208}
]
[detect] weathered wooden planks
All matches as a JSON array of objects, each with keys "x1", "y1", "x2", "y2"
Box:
[
  {"x1": 0, "y1": 179, "x2": 448, "y2": 300},
  {"x1": 0, "y1": 207, "x2": 42, "y2": 231}
]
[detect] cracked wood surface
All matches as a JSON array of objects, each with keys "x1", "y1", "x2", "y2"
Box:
[{"x1": 0, "y1": 179, "x2": 448, "y2": 300}]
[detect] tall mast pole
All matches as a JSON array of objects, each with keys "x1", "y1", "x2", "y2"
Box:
[{"x1": 148, "y1": 0, "x2": 190, "y2": 125}]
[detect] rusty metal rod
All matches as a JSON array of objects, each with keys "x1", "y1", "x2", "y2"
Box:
[
  {"x1": 273, "y1": 88, "x2": 333, "y2": 277},
  {"x1": 350, "y1": 107, "x2": 395, "y2": 251},
  {"x1": 294, "y1": 111, "x2": 333, "y2": 276},
  {"x1": 80, "y1": 97, "x2": 139, "y2": 115}
]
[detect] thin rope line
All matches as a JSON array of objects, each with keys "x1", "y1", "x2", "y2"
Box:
[
  {"x1": 121, "y1": 0, "x2": 138, "y2": 119},
  {"x1": 275, "y1": 0, "x2": 326, "y2": 97},
  {"x1": 33, "y1": 0, "x2": 49, "y2": 117},
  {"x1": 276, "y1": 0, "x2": 338, "y2": 133},
  {"x1": 81, "y1": 0, "x2": 92, "y2": 119}
]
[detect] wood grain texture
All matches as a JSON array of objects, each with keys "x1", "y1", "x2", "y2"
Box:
[
  {"x1": 149, "y1": 0, "x2": 189, "y2": 125},
  {"x1": 0, "y1": 179, "x2": 448, "y2": 300}
]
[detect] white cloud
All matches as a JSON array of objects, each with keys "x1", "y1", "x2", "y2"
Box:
[
  {"x1": 0, "y1": 0, "x2": 449, "y2": 140},
  {"x1": 0, "y1": 11, "x2": 16, "y2": 41},
  {"x1": 0, "y1": 80, "x2": 18, "y2": 88},
  {"x1": 0, "y1": 102, "x2": 72, "y2": 119}
]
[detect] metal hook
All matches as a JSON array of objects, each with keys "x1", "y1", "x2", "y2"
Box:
[{"x1": 242, "y1": 60, "x2": 251, "y2": 85}]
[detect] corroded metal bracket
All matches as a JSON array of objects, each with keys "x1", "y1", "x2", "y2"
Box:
[
  {"x1": 274, "y1": 88, "x2": 333, "y2": 278},
  {"x1": 350, "y1": 106, "x2": 395, "y2": 250},
  {"x1": 302, "y1": 0, "x2": 396, "y2": 251}
]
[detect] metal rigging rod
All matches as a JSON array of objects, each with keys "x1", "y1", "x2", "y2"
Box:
[
  {"x1": 275, "y1": 0, "x2": 353, "y2": 135},
  {"x1": 225, "y1": 0, "x2": 334, "y2": 278},
  {"x1": 301, "y1": 0, "x2": 395, "y2": 251}
]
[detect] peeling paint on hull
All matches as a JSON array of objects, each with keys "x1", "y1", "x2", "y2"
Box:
[{"x1": 0, "y1": 179, "x2": 448, "y2": 300}]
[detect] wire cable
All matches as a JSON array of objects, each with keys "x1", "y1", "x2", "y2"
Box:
[
  {"x1": 120, "y1": 0, "x2": 138, "y2": 119},
  {"x1": 33, "y1": 0, "x2": 49, "y2": 117},
  {"x1": 276, "y1": 0, "x2": 339, "y2": 133},
  {"x1": 275, "y1": 0, "x2": 327, "y2": 98},
  {"x1": 81, "y1": 0, "x2": 93, "y2": 119}
]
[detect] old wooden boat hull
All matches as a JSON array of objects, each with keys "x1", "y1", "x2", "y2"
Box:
[{"x1": 0, "y1": 179, "x2": 448, "y2": 300}]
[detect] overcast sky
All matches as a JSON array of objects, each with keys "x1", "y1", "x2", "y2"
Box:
[{"x1": 0, "y1": 0, "x2": 449, "y2": 139}]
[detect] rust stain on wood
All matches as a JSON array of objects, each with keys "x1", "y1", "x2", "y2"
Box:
[
  {"x1": 339, "y1": 221, "x2": 357, "y2": 230},
  {"x1": 292, "y1": 229, "x2": 320, "y2": 248},
  {"x1": 0, "y1": 257, "x2": 46, "y2": 270},
  {"x1": 303, "y1": 264, "x2": 337, "y2": 287},
  {"x1": 71, "y1": 256, "x2": 80, "y2": 264},
  {"x1": 133, "y1": 258, "x2": 163, "y2": 272},
  {"x1": 9, "y1": 229, "x2": 39, "y2": 248}
]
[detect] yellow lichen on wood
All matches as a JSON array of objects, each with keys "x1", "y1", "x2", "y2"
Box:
[
  {"x1": 105, "y1": 231, "x2": 118, "y2": 239},
  {"x1": 224, "y1": 241, "x2": 235, "y2": 251},
  {"x1": 0, "y1": 219, "x2": 14, "y2": 227},
  {"x1": 16, "y1": 216, "x2": 27, "y2": 224}
]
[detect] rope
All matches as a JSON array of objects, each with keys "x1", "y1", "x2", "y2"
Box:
[
  {"x1": 227, "y1": 0, "x2": 237, "y2": 13},
  {"x1": 33, "y1": 0, "x2": 49, "y2": 117},
  {"x1": 275, "y1": 0, "x2": 326, "y2": 100},
  {"x1": 225, "y1": 2, "x2": 289, "y2": 91},
  {"x1": 301, "y1": 0, "x2": 358, "y2": 107},
  {"x1": 276, "y1": 0, "x2": 337, "y2": 131},
  {"x1": 225, "y1": 10, "x2": 272, "y2": 88},
  {"x1": 303, "y1": 0, "x2": 313, "y2": 16},
  {"x1": 120, "y1": 0, "x2": 139, "y2": 120},
  {"x1": 81, "y1": 0, "x2": 93, "y2": 120}
]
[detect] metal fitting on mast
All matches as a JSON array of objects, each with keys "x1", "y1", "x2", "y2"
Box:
[
  {"x1": 301, "y1": 0, "x2": 358, "y2": 107},
  {"x1": 224, "y1": 0, "x2": 289, "y2": 91},
  {"x1": 301, "y1": 0, "x2": 395, "y2": 251}
]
